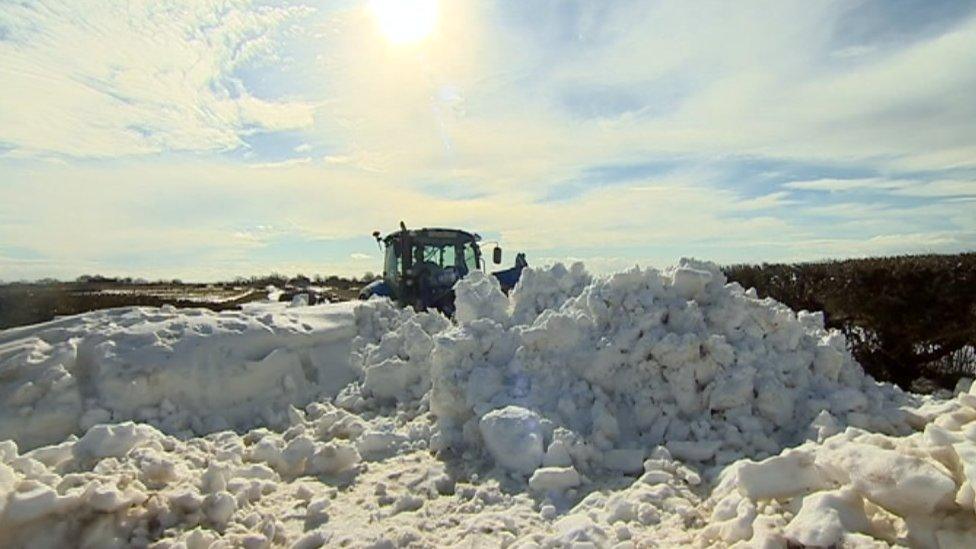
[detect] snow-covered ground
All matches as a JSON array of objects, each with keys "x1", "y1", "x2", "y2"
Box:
[
  {"x1": 84, "y1": 289, "x2": 258, "y2": 304},
  {"x1": 0, "y1": 260, "x2": 973, "y2": 548}
]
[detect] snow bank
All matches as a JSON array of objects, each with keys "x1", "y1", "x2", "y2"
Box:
[
  {"x1": 2, "y1": 259, "x2": 971, "y2": 547},
  {"x1": 0, "y1": 301, "x2": 364, "y2": 450},
  {"x1": 702, "y1": 383, "x2": 976, "y2": 547},
  {"x1": 360, "y1": 260, "x2": 914, "y2": 478}
]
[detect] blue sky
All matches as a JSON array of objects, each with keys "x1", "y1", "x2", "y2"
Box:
[{"x1": 1, "y1": 0, "x2": 975, "y2": 281}]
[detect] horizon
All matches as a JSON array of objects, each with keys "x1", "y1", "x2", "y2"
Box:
[
  {"x1": 3, "y1": 0, "x2": 976, "y2": 281},
  {"x1": 2, "y1": 249, "x2": 973, "y2": 286}
]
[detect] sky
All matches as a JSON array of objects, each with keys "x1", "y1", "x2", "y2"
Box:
[{"x1": 1, "y1": 0, "x2": 975, "y2": 281}]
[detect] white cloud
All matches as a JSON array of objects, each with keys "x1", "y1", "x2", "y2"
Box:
[
  {"x1": 0, "y1": 0, "x2": 313, "y2": 158},
  {"x1": 784, "y1": 177, "x2": 976, "y2": 198},
  {"x1": 892, "y1": 179, "x2": 976, "y2": 198},
  {"x1": 248, "y1": 157, "x2": 312, "y2": 169},
  {"x1": 783, "y1": 178, "x2": 908, "y2": 192}
]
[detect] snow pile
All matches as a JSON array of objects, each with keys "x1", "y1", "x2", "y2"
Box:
[
  {"x1": 3, "y1": 258, "x2": 972, "y2": 547},
  {"x1": 0, "y1": 398, "x2": 550, "y2": 548},
  {"x1": 0, "y1": 302, "x2": 364, "y2": 450},
  {"x1": 701, "y1": 383, "x2": 976, "y2": 547},
  {"x1": 0, "y1": 414, "x2": 374, "y2": 547},
  {"x1": 353, "y1": 300, "x2": 452, "y2": 403},
  {"x1": 1, "y1": 387, "x2": 972, "y2": 548},
  {"x1": 357, "y1": 260, "x2": 914, "y2": 481}
]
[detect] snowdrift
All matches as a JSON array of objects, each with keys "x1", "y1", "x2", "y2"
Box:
[
  {"x1": 0, "y1": 260, "x2": 973, "y2": 547},
  {"x1": 0, "y1": 302, "x2": 361, "y2": 450}
]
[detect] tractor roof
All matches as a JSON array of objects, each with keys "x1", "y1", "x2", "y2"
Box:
[{"x1": 383, "y1": 227, "x2": 481, "y2": 245}]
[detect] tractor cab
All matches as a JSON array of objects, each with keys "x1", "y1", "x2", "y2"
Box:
[{"x1": 359, "y1": 223, "x2": 527, "y2": 316}]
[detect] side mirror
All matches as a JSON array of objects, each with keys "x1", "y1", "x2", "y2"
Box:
[
  {"x1": 492, "y1": 247, "x2": 502, "y2": 265},
  {"x1": 372, "y1": 230, "x2": 381, "y2": 242}
]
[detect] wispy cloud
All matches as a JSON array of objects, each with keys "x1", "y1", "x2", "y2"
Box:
[
  {"x1": 783, "y1": 178, "x2": 909, "y2": 192},
  {"x1": 0, "y1": 0, "x2": 313, "y2": 158},
  {"x1": 785, "y1": 177, "x2": 976, "y2": 198}
]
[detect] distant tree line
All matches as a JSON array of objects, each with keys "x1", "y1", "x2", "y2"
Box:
[
  {"x1": 724, "y1": 253, "x2": 976, "y2": 391},
  {"x1": 233, "y1": 272, "x2": 381, "y2": 289},
  {"x1": 4, "y1": 272, "x2": 382, "y2": 288}
]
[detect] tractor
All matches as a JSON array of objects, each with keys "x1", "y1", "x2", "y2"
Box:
[{"x1": 358, "y1": 222, "x2": 527, "y2": 316}]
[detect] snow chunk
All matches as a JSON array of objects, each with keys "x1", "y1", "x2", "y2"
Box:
[
  {"x1": 529, "y1": 466, "x2": 581, "y2": 494},
  {"x1": 784, "y1": 488, "x2": 871, "y2": 547},
  {"x1": 670, "y1": 264, "x2": 713, "y2": 300},
  {"x1": 455, "y1": 271, "x2": 509, "y2": 325},
  {"x1": 816, "y1": 440, "x2": 956, "y2": 516},
  {"x1": 74, "y1": 422, "x2": 161, "y2": 460},
  {"x1": 479, "y1": 406, "x2": 545, "y2": 474},
  {"x1": 730, "y1": 449, "x2": 829, "y2": 500}
]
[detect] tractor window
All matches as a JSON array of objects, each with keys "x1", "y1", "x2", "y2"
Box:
[
  {"x1": 422, "y1": 245, "x2": 440, "y2": 265},
  {"x1": 384, "y1": 245, "x2": 400, "y2": 281},
  {"x1": 441, "y1": 245, "x2": 457, "y2": 267},
  {"x1": 419, "y1": 244, "x2": 459, "y2": 269},
  {"x1": 414, "y1": 241, "x2": 478, "y2": 272},
  {"x1": 462, "y1": 242, "x2": 479, "y2": 273}
]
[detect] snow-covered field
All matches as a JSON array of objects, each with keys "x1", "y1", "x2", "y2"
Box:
[
  {"x1": 0, "y1": 260, "x2": 974, "y2": 548},
  {"x1": 86, "y1": 288, "x2": 258, "y2": 304}
]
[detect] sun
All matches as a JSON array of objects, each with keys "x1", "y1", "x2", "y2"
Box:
[{"x1": 370, "y1": 0, "x2": 438, "y2": 45}]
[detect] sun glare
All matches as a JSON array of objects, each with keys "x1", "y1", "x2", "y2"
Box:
[{"x1": 370, "y1": 0, "x2": 438, "y2": 45}]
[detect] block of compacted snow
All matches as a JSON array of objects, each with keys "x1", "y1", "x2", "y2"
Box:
[
  {"x1": 363, "y1": 358, "x2": 416, "y2": 400},
  {"x1": 479, "y1": 406, "x2": 545, "y2": 474},
  {"x1": 553, "y1": 514, "x2": 609, "y2": 546},
  {"x1": 543, "y1": 438, "x2": 574, "y2": 467},
  {"x1": 708, "y1": 367, "x2": 756, "y2": 410},
  {"x1": 783, "y1": 488, "x2": 871, "y2": 547},
  {"x1": 754, "y1": 376, "x2": 795, "y2": 427},
  {"x1": 73, "y1": 422, "x2": 160, "y2": 460},
  {"x1": 3, "y1": 481, "x2": 82, "y2": 525},
  {"x1": 201, "y1": 491, "x2": 236, "y2": 527},
  {"x1": 952, "y1": 441, "x2": 976, "y2": 508},
  {"x1": 356, "y1": 430, "x2": 408, "y2": 458},
  {"x1": 86, "y1": 482, "x2": 148, "y2": 512},
  {"x1": 813, "y1": 343, "x2": 846, "y2": 381},
  {"x1": 307, "y1": 442, "x2": 361, "y2": 475},
  {"x1": 670, "y1": 265, "x2": 713, "y2": 300},
  {"x1": 529, "y1": 466, "x2": 581, "y2": 493},
  {"x1": 1, "y1": 462, "x2": 18, "y2": 517},
  {"x1": 809, "y1": 410, "x2": 842, "y2": 442},
  {"x1": 454, "y1": 271, "x2": 510, "y2": 325},
  {"x1": 816, "y1": 442, "x2": 956, "y2": 516},
  {"x1": 733, "y1": 450, "x2": 829, "y2": 500},
  {"x1": 704, "y1": 492, "x2": 757, "y2": 545}
]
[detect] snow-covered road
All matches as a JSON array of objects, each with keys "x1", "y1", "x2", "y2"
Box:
[{"x1": 0, "y1": 260, "x2": 973, "y2": 547}]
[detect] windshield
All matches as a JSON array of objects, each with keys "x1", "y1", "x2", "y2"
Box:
[{"x1": 415, "y1": 241, "x2": 480, "y2": 274}]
